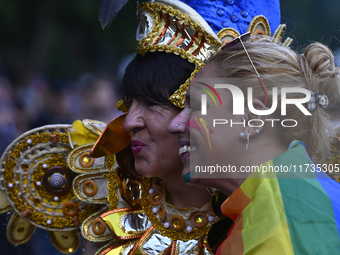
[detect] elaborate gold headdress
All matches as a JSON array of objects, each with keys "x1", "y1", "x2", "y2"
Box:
[
  {"x1": 135, "y1": 0, "x2": 223, "y2": 108},
  {"x1": 100, "y1": 0, "x2": 292, "y2": 108}
]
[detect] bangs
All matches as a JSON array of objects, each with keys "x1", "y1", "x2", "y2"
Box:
[{"x1": 122, "y1": 51, "x2": 195, "y2": 105}]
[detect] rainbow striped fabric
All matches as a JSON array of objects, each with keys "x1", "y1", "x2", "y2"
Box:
[{"x1": 217, "y1": 141, "x2": 340, "y2": 254}]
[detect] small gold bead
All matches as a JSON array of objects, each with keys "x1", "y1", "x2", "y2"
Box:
[
  {"x1": 173, "y1": 219, "x2": 181, "y2": 228},
  {"x1": 195, "y1": 216, "x2": 203, "y2": 224}
]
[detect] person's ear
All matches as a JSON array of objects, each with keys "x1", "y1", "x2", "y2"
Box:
[{"x1": 243, "y1": 99, "x2": 266, "y2": 137}]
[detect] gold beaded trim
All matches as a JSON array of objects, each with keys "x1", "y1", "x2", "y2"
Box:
[
  {"x1": 3, "y1": 132, "x2": 97, "y2": 229},
  {"x1": 137, "y1": 2, "x2": 221, "y2": 50},
  {"x1": 7, "y1": 213, "x2": 35, "y2": 245},
  {"x1": 118, "y1": 240, "x2": 138, "y2": 254},
  {"x1": 247, "y1": 15, "x2": 271, "y2": 36},
  {"x1": 71, "y1": 154, "x2": 115, "y2": 205},
  {"x1": 67, "y1": 143, "x2": 101, "y2": 174},
  {"x1": 217, "y1": 27, "x2": 240, "y2": 42},
  {"x1": 169, "y1": 64, "x2": 203, "y2": 109},
  {"x1": 31, "y1": 154, "x2": 74, "y2": 201},
  {"x1": 137, "y1": 3, "x2": 161, "y2": 48},
  {"x1": 137, "y1": 44, "x2": 204, "y2": 109},
  {"x1": 0, "y1": 204, "x2": 11, "y2": 214},
  {"x1": 271, "y1": 24, "x2": 286, "y2": 44},
  {"x1": 81, "y1": 206, "x2": 113, "y2": 243},
  {"x1": 116, "y1": 171, "x2": 142, "y2": 208},
  {"x1": 48, "y1": 230, "x2": 80, "y2": 254},
  {"x1": 137, "y1": 3, "x2": 292, "y2": 108},
  {"x1": 217, "y1": 16, "x2": 291, "y2": 49},
  {"x1": 136, "y1": 2, "x2": 221, "y2": 109},
  {"x1": 105, "y1": 154, "x2": 117, "y2": 171},
  {"x1": 108, "y1": 168, "x2": 119, "y2": 211},
  {"x1": 94, "y1": 239, "x2": 125, "y2": 255},
  {"x1": 283, "y1": 37, "x2": 293, "y2": 48},
  {"x1": 140, "y1": 177, "x2": 214, "y2": 241},
  {"x1": 4, "y1": 133, "x2": 69, "y2": 209},
  {"x1": 72, "y1": 172, "x2": 110, "y2": 204}
]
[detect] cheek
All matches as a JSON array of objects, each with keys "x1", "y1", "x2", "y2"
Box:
[
  {"x1": 158, "y1": 129, "x2": 179, "y2": 151},
  {"x1": 188, "y1": 117, "x2": 214, "y2": 133}
]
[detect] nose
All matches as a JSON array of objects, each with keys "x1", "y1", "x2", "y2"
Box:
[
  {"x1": 122, "y1": 100, "x2": 145, "y2": 134},
  {"x1": 167, "y1": 106, "x2": 190, "y2": 135}
]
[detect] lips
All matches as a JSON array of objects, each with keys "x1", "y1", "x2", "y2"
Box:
[
  {"x1": 131, "y1": 139, "x2": 146, "y2": 154},
  {"x1": 131, "y1": 139, "x2": 145, "y2": 146}
]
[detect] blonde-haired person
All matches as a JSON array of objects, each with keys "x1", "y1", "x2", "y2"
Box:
[{"x1": 168, "y1": 38, "x2": 340, "y2": 254}]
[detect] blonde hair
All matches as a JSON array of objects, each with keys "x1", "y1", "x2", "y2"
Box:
[{"x1": 208, "y1": 40, "x2": 340, "y2": 156}]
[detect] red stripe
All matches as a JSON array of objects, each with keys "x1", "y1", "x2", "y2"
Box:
[
  {"x1": 198, "y1": 82, "x2": 223, "y2": 106},
  {"x1": 216, "y1": 215, "x2": 244, "y2": 255},
  {"x1": 153, "y1": 13, "x2": 170, "y2": 46},
  {"x1": 217, "y1": 188, "x2": 251, "y2": 255},
  {"x1": 259, "y1": 76, "x2": 268, "y2": 106}
]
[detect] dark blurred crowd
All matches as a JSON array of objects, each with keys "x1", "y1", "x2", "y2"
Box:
[
  {"x1": 0, "y1": 71, "x2": 123, "y2": 255},
  {"x1": 0, "y1": 72, "x2": 122, "y2": 154}
]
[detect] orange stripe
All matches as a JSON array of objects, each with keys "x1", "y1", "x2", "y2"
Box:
[
  {"x1": 100, "y1": 240, "x2": 129, "y2": 255},
  {"x1": 100, "y1": 207, "x2": 138, "y2": 218},
  {"x1": 163, "y1": 247, "x2": 172, "y2": 255},
  {"x1": 203, "y1": 237, "x2": 212, "y2": 250},
  {"x1": 185, "y1": 30, "x2": 199, "y2": 51},
  {"x1": 167, "y1": 20, "x2": 179, "y2": 45},
  {"x1": 170, "y1": 240, "x2": 177, "y2": 255},
  {"x1": 217, "y1": 214, "x2": 244, "y2": 255},
  {"x1": 220, "y1": 187, "x2": 251, "y2": 221},
  {"x1": 127, "y1": 226, "x2": 154, "y2": 255},
  {"x1": 217, "y1": 188, "x2": 251, "y2": 254},
  {"x1": 115, "y1": 233, "x2": 144, "y2": 241},
  {"x1": 198, "y1": 236, "x2": 205, "y2": 255},
  {"x1": 192, "y1": 37, "x2": 206, "y2": 56},
  {"x1": 153, "y1": 13, "x2": 170, "y2": 46},
  {"x1": 174, "y1": 24, "x2": 187, "y2": 47}
]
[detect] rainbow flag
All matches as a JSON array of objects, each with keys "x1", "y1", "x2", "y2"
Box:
[{"x1": 217, "y1": 141, "x2": 340, "y2": 254}]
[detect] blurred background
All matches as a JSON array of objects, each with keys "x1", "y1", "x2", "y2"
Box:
[{"x1": 0, "y1": 0, "x2": 339, "y2": 254}]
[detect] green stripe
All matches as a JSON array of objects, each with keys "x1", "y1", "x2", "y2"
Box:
[
  {"x1": 197, "y1": 87, "x2": 217, "y2": 106},
  {"x1": 274, "y1": 142, "x2": 340, "y2": 254}
]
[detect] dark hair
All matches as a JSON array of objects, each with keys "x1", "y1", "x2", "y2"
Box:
[{"x1": 122, "y1": 51, "x2": 195, "y2": 105}]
